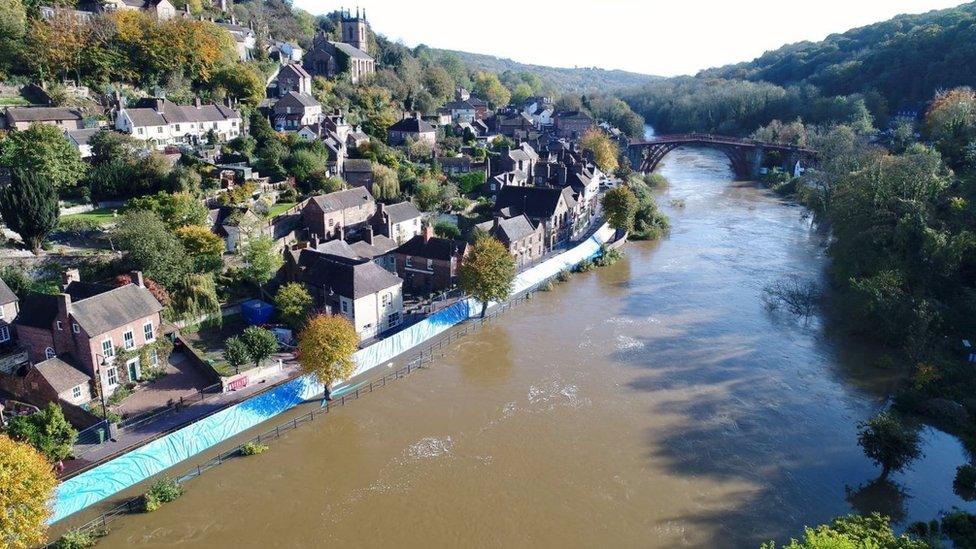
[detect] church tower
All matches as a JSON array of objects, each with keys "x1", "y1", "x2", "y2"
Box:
[{"x1": 340, "y1": 8, "x2": 369, "y2": 53}]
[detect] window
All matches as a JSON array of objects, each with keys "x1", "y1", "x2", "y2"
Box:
[
  {"x1": 340, "y1": 300, "x2": 348, "y2": 313},
  {"x1": 329, "y1": 218, "x2": 334, "y2": 227},
  {"x1": 426, "y1": 259, "x2": 433, "y2": 270},
  {"x1": 144, "y1": 321, "x2": 154, "y2": 342},
  {"x1": 0, "y1": 325, "x2": 9, "y2": 343},
  {"x1": 137, "y1": 128, "x2": 144, "y2": 135},
  {"x1": 174, "y1": 124, "x2": 181, "y2": 132},
  {"x1": 381, "y1": 293, "x2": 391, "y2": 307},
  {"x1": 72, "y1": 386, "x2": 82, "y2": 399},
  {"x1": 72, "y1": 323, "x2": 80, "y2": 333},
  {"x1": 106, "y1": 367, "x2": 118, "y2": 387},
  {"x1": 0, "y1": 305, "x2": 4, "y2": 319},
  {"x1": 56, "y1": 320, "x2": 63, "y2": 331},
  {"x1": 45, "y1": 347, "x2": 56, "y2": 360},
  {"x1": 102, "y1": 338, "x2": 114, "y2": 358},
  {"x1": 157, "y1": 127, "x2": 163, "y2": 134},
  {"x1": 405, "y1": 256, "x2": 413, "y2": 267},
  {"x1": 388, "y1": 312, "x2": 401, "y2": 327},
  {"x1": 123, "y1": 330, "x2": 135, "y2": 350},
  {"x1": 149, "y1": 349, "x2": 159, "y2": 367}
]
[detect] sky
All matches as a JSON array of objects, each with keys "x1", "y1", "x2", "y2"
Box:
[{"x1": 290, "y1": 0, "x2": 967, "y2": 76}]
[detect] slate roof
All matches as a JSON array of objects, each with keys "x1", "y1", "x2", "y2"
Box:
[
  {"x1": 299, "y1": 251, "x2": 402, "y2": 298},
  {"x1": 349, "y1": 236, "x2": 397, "y2": 259},
  {"x1": 15, "y1": 293, "x2": 60, "y2": 329},
  {"x1": 309, "y1": 187, "x2": 373, "y2": 213},
  {"x1": 66, "y1": 128, "x2": 102, "y2": 146},
  {"x1": 388, "y1": 116, "x2": 435, "y2": 134},
  {"x1": 439, "y1": 156, "x2": 471, "y2": 168},
  {"x1": 383, "y1": 201, "x2": 421, "y2": 224},
  {"x1": 494, "y1": 186, "x2": 575, "y2": 220},
  {"x1": 0, "y1": 278, "x2": 16, "y2": 305},
  {"x1": 275, "y1": 91, "x2": 320, "y2": 112},
  {"x1": 6, "y1": 106, "x2": 83, "y2": 123},
  {"x1": 329, "y1": 41, "x2": 373, "y2": 60},
  {"x1": 33, "y1": 357, "x2": 90, "y2": 394},
  {"x1": 123, "y1": 99, "x2": 240, "y2": 128},
  {"x1": 396, "y1": 235, "x2": 467, "y2": 261},
  {"x1": 478, "y1": 214, "x2": 538, "y2": 244},
  {"x1": 278, "y1": 63, "x2": 311, "y2": 80},
  {"x1": 68, "y1": 284, "x2": 163, "y2": 336},
  {"x1": 343, "y1": 158, "x2": 372, "y2": 173}
]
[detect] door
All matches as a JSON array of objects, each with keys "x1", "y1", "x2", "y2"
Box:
[{"x1": 126, "y1": 358, "x2": 141, "y2": 382}]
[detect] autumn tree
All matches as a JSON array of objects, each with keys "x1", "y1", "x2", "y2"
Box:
[
  {"x1": 580, "y1": 128, "x2": 619, "y2": 174},
  {"x1": 0, "y1": 168, "x2": 59, "y2": 255},
  {"x1": 371, "y1": 162, "x2": 400, "y2": 201},
  {"x1": 473, "y1": 71, "x2": 511, "y2": 107},
  {"x1": 297, "y1": 314, "x2": 359, "y2": 396},
  {"x1": 274, "y1": 282, "x2": 313, "y2": 330},
  {"x1": 0, "y1": 434, "x2": 58, "y2": 549},
  {"x1": 857, "y1": 411, "x2": 922, "y2": 479},
  {"x1": 601, "y1": 185, "x2": 638, "y2": 233},
  {"x1": 459, "y1": 236, "x2": 516, "y2": 318},
  {"x1": 212, "y1": 63, "x2": 266, "y2": 106},
  {"x1": 925, "y1": 87, "x2": 976, "y2": 170},
  {"x1": 127, "y1": 192, "x2": 209, "y2": 229},
  {"x1": 175, "y1": 225, "x2": 224, "y2": 272},
  {"x1": 24, "y1": 9, "x2": 87, "y2": 81}
]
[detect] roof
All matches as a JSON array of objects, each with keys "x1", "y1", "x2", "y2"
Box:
[
  {"x1": 0, "y1": 278, "x2": 16, "y2": 305},
  {"x1": 388, "y1": 116, "x2": 436, "y2": 134},
  {"x1": 299, "y1": 251, "x2": 402, "y2": 298},
  {"x1": 309, "y1": 187, "x2": 373, "y2": 213},
  {"x1": 492, "y1": 214, "x2": 538, "y2": 243},
  {"x1": 348, "y1": 235, "x2": 397, "y2": 259},
  {"x1": 343, "y1": 158, "x2": 372, "y2": 173},
  {"x1": 494, "y1": 186, "x2": 575, "y2": 220},
  {"x1": 66, "y1": 128, "x2": 102, "y2": 146},
  {"x1": 555, "y1": 110, "x2": 593, "y2": 121},
  {"x1": 329, "y1": 41, "x2": 373, "y2": 60},
  {"x1": 15, "y1": 293, "x2": 60, "y2": 329},
  {"x1": 382, "y1": 201, "x2": 421, "y2": 224},
  {"x1": 275, "y1": 91, "x2": 320, "y2": 112},
  {"x1": 68, "y1": 284, "x2": 163, "y2": 336},
  {"x1": 439, "y1": 155, "x2": 472, "y2": 167},
  {"x1": 123, "y1": 98, "x2": 239, "y2": 128},
  {"x1": 32, "y1": 357, "x2": 90, "y2": 394},
  {"x1": 396, "y1": 234, "x2": 467, "y2": 261},
  {"x1": 278, "y1": 63, "x2": 311, "y2": 80},
  {"x1": 6, "y1": 106, "x2": 84, "y2": 123}
]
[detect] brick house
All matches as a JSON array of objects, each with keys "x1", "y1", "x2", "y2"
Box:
[
  {"x1": 553, "y1": 110, "x2": 595, "y2": 139},
  {"x1": 3, "y1": 107, "x2": 85, "y2": 132},
  {"x1": 301, "y1": 187, "x2": 376, "y2": 241},
  {"x1": 0, "y1": 278, "x2": 28, "y2": 377},
  {"x1": 494, "y1": 186, "x2": 577, "y2": 250},
  {"x1": 14, "y1": 270, "x2": 164, "y2": 398},
  {"x1": 394, "y1": 225, "x2": 469, "y2": 294},
  {"x1": 273, "y1": 91, "x2": 322, "y2": 131},
  {"x1": 476, "y1": 214, "x2": 545, "y2": 269},
  {"x1": 343, "y1": 158, "x2": 374, "y2": 190},
  {"x1": 272, "y1": 63, "x2": 312, "y2": 97},
  {"x1": 372, "y1": 201, "x2": 422, "y2": 245},
  {"x1": 387, "y1": 114, "x2": 437, "y2": 147}
]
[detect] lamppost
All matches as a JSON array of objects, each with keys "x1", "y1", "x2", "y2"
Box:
[{"x1": 93, "y1": 353, "x2": 111, "y2": 422}]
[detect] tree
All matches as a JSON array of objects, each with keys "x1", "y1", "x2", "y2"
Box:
[
  {"x1": 287, "y1": 149, "x2": 327, "y2": 185},
  {"x1": 88, "y1": 130, "x2": 137, "y2": 165},
  {"x1": 473, "y1": 71, "x2": 511, "y2": 107},
  {"x1": 413, "y1": 176, "x2": 441, "y2": 212},
  {"x1": 238, "y1": 235, "x2": 283, "y2": 288},
  {"x1": 127, "y1": 192, "x2": 209, "y2": 229},
  {"x1": 602, "y1": 185, "x2": 638, "y2": 233},
  {"x1": 274, "y1": 283, "x2": 313, "y2": 330},
  {"x1": 5, "y1": 402, "x2": 77, "y2": 463},
  {"x1": 239, "y1": 326, "x2": 279, "y2": 369},
  {"x1": 113, "y1": 210, "x2": 192, "y2": 288},
  {"x1": 0, "y1": 168, "x2": 59, "y2": 254},
  {"x1": 857, "y1": 411, "x2": 922, "y2": 479},
  {"x1": 0, "y1": 434, "x2": 58, "y2": 549},
  {"x1": 510, "y1": 82, "x2": 533, "y2": 105},
  {"x1": 371, "y1": 162, "x2": 401, "y2": 201},
  {"x1": 434, "y1": 220, "x2": 460, "y2": 239},
  {"x1": 422, "y1": 64, "x2": 453, "y2": 100},
  {"x1": 762, "y1": 513, "x2": 926, "y2": 549},
  {"x1": 175, "y1": 225, "x2": 224, "y2": 272},
  {"x1": 224, "y1": 336, "x2": 249, "y2": 371},
  {"x1": 169, "y1": 273, "x2": 219, "y2": 321},
  {"x1": 212, "y1": 63, "x2": 265, "y2": 105},
  {"x1": 459, "y1": 236, "x2": 515, "y2": 318},
  {"x1": 297, "y1": 314, "x2": 359, "y2": 393},
  {"x1": 306, "y1": 172, "x2": 344, "y2": 195},
  {"x1": 579, "y1": 128, "x2": 619, "y2": 174},
  {"x1": 0, "y1": 123, "x2": 85, "y2": 191}
]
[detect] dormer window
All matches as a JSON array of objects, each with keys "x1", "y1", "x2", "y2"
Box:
[{"x1": 72, "y1": 323, "x2": 80, "y2": 334}]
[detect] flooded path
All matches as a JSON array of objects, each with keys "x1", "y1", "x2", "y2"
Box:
[{"x1": 91, "y1": 148, "x2": 973, "y2": 548}]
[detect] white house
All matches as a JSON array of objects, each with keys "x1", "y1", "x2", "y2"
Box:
[{"x1": 115, "y1": 98, "x2": 242, "y2": 148}]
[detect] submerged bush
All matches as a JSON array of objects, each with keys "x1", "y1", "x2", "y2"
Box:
[
  {"x1": 240, "y1": 441, "x2": 269, "y2": 456},
  {"x1": 54, "y1": 528, "x2": 106, "y2": 549},
  {"x1": 595, "y1": 246, "x2": 623, "y2": 267},
  {"x1": 556, "y1": 270, "x2": 572, "y2": 283},
  {"x1": 142, "y1": 478, "x2": 184, "y2": 512}
]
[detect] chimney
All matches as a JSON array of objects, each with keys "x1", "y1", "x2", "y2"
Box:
[
  {"x1": 62, "y1": 268, "x2": 80, "y2": 290},
  {"x1": 423, "y1": 223, "x2": 435, "y2": 243},
  {"x1": 194, "y1": 96, "x2": 202, "y2": 108},
  {"x1": 57, "y1": 293, "x2": 71, "y2": 322},
  {"x1": 309, "y1": 234, "x2": 319, "y2": 248},
  {"x1": 130, "y1": 271, "x2": 145, "y2": 288},
  {"x1": 558, "y1": 165, "x2": 568, "y2": 185},
  {"x1": 492, "y1": 215, "x2": 502, "y2": 230},
  {"x1": 364, "y1": 226, "x2": 374, "y2": 245}
]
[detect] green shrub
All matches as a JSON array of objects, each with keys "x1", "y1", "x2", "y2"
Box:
[
  {"x1": 106, "y1": 384, "x2": 132, "y2": 405},
  {"x1": 88, "y1": 403, "x2": 122, "y2": 424},
  {"x1": 556, "y1": 270, "x2": 572, "y2": 282},
  {"x1": 595, "y1": 247, "x2": 623, "y2": 267},
  {"x1": 54, "y1": 528, "x2": 106, "y2": 549},
  {"x1": 58, "y1": 218, "x2": 101, "y2": 235},
  {"x1": 539, "y1": 280, "x2": 554, "y2": 292},
  {"x1": 575, "y1": 259, "x2": 594, "y2": 273},
  {"x1": 142, "y1": 478, "x2": 184, "y2": 512},
  {"x1": 240, "y1": 441, "x2": 269, "y2": 456}
]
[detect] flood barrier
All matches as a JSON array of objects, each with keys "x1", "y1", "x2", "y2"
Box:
[{"x1": 49, "y1": 224, "x2": 614, "y2": 524}]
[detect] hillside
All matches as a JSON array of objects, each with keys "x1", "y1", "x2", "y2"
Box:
[
  {"x1": 432, "y1": 48, "x2": 659, "y2": 93},
  {"x1": 698, "y1": 1, "x2": 976, "y2": 109}
]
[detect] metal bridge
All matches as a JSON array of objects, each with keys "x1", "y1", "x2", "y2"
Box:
[{"x1": 626, "y1": 133, "x2": 817, "y2": 178}]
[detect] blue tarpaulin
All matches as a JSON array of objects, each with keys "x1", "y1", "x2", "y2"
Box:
[
  {"x1": 240, "y1": 299, "x2": 274, "y2": 325},
  {"x1": 49, "y1": 225, "x2": 613, "y2": 524}
]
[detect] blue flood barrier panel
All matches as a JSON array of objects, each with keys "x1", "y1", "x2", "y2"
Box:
[{"x1": 49, "y1": 225, "x2": 612, "y2": 524}]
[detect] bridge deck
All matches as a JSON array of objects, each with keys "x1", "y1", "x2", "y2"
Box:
[{"x1": 629, "y1": 133, "x2": 815, "y2": 154}]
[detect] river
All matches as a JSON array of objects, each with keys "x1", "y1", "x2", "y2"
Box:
[{"x1": 88, "y1": 146, "x2": 973, "y2": 548}]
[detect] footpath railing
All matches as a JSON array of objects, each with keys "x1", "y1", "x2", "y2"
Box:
[{"x1": 48, "y1": 289, "x2": 545, "y2": 544}]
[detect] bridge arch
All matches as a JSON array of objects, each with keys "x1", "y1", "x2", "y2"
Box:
[{"x1": 627, "y1": 134, "x2": 815, "y2": 180}]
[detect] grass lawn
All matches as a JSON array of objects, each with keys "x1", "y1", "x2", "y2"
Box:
[
  {"x1": 0, "y1": 96, "x2": 30, "y2": 106},
  {"x1": 268, "y1": 201, "x2": 298, "y2": 218},
  {"x1": 60, "y1": 207, "x2": 119, "y2": 225}
]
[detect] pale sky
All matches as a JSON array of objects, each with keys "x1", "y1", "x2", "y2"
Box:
[{"x1": 291, "y1": 0, "x2": 966, "y2": 76}]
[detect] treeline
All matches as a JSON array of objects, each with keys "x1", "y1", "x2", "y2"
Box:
[{"x1": 700, "y1": 2, "x2": 976, "y2": 111}]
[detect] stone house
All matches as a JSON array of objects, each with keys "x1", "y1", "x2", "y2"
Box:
[
  {"x1": 273, "y1": 91, "x2": 322, "y2": 131},
  {"x1": 394, "y1": 225, "x2": 469, "y2": 294},
  {"x1": 304, "y1": 29, "x2": 375, "y2": 84},
  {"x1": 301, "y1": 187, "x2": 376, "y2": 241},
  {"x1": 13, "y1": 270, "x2": 164, "y2": 399},
  {"x1": 3, "y1": 107, "x2": 84, "y2": 132},
  {"x1": 553, "y1": 110, "x2": 595, "y2": 139},
  {"x1": 272, "y1": 63, "x2": 312, "y2": 97},
  {"x1": 387, "y1": 114, "x2": 437, "y2": 147},
  {"x1": 476, "y1": 214, "x2": 545, "y2": 269},
  {"x1": 343, "y1": 158, "x2": 374, "y2": 190},
  {"x1": 372, "y1": 201, "x2": 423, "y2": 245},
  {"x1": 494, "y1": 186, "x2": 577, "y2": 250}
]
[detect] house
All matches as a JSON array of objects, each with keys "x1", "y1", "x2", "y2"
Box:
[
  {"x1": 486, "y1": 170, "x2": 529, "y2": 194},
  {"x1": 372, "y1": 201, "x2": 422, "y2": 245},
  {"x1": 494, "y1": 111, "x2": 534, "y2": 140},
  {"x1": 286, "y1": 248, "x2": 403, "y2": 340},
  {"x1": 66, "y1": 127, "x2": 102, "y2": 159},
  {"x1": 271, "y1": 63, "x2": 312, "y2": 97},
  {"x1": 476, "y1": 214, "x2": 545, "y2": 269},
  {"x1": 102, "y1": 0, "x2": 177, "y2": 19},
  {"x1": 301, "y1": 187, "x2": 376, "y2": 241},
  {"x1": 387, "y1": 113, "x2": 436, "y2": 147},
  {"x1": 439, "y1": 155, "x2": 473, "y2": 175},
  {"x1": 304, "y1": 12, "x2": 375, "y2": 84},
  {"x1": 4, "y1": 106, "x2": 84, "y2": 132},
  {"x1": 553, "y1": 110, "x2": 595, "y2": 139},
  {"x1": 268, "y1": 40, "x2": 303, "y2": 64},
  {"x1": 0, "y1": 279, "x2": 18, "y2": 348},
  {"x1": 13, "y1": 270, "x2": 164, "y2": 399},
  {"x1": 24, "y1": 357, "x2": 93, "y2": 407},
  {"x1": 304, "y1": 228, "x2": 397, "y2": 272},
  {"x1": 492, "y1": 143, "x2": 539, "y2": 178},
  {"x1": 115, "y1": 97, "x2": 242, "y2": 148},
  {"x1": 273, "y1": 91, "x2": 322, "y2": 130},
  {"x1": 217, "y1": 21, "x2": 257, "y2": 61},
  {"x1": 494, "y1": 186, "x2": 577, "y2": 249},
  {"x1": 394, "y1": 225, "x2": 468, "y2": 294},
  {"x1": 438, "y1": 99, "x2": 477, "y2": 123},
  {"x1": 342, "y1": 158, "x2": 374, "y2": 190}
]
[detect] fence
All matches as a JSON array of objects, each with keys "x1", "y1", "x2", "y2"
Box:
[{"x1": 115, "y1": 382, "x2": 223, "y2": 431}]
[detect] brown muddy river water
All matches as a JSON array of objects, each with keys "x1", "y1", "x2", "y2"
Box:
[{"x1": 88, "y1": 148, "x2": 974, "y2": 548}]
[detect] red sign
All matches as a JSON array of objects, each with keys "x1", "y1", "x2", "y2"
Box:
[{"x1": 227, "y1": 377, "x2": 248, "y2": 391}]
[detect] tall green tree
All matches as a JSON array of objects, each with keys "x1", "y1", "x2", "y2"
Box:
[
  {"x1": 857, "y1": 411, "x2": 922, "y2": 480},
  {"x1": 274, "y1": 283, "x2": 313, "y2": 330},
  {"x1": 113, "y1": 210, "x2": 192, "y2": 288},
  {"x1": 602, "y1": 185, "x2": 638, "y2": 233},
  {"x1": 239, "y1": 326, "x2": 279, "y2": 369},
  {"x1": 459, "y1": 236, "x2": 515, "y2": 318},
  {"x1": 0, "y1": 168, "x2": 59, "y2": 254},
  {"x1": 5, "y1": 402, "x2": 77, "y2": 463},
  {"x1": 0, "y1": 123, "x2": 85, "y2": 191},
  {"x1": 238, "y1": 235, "x2": 283, "y2": 289}
]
